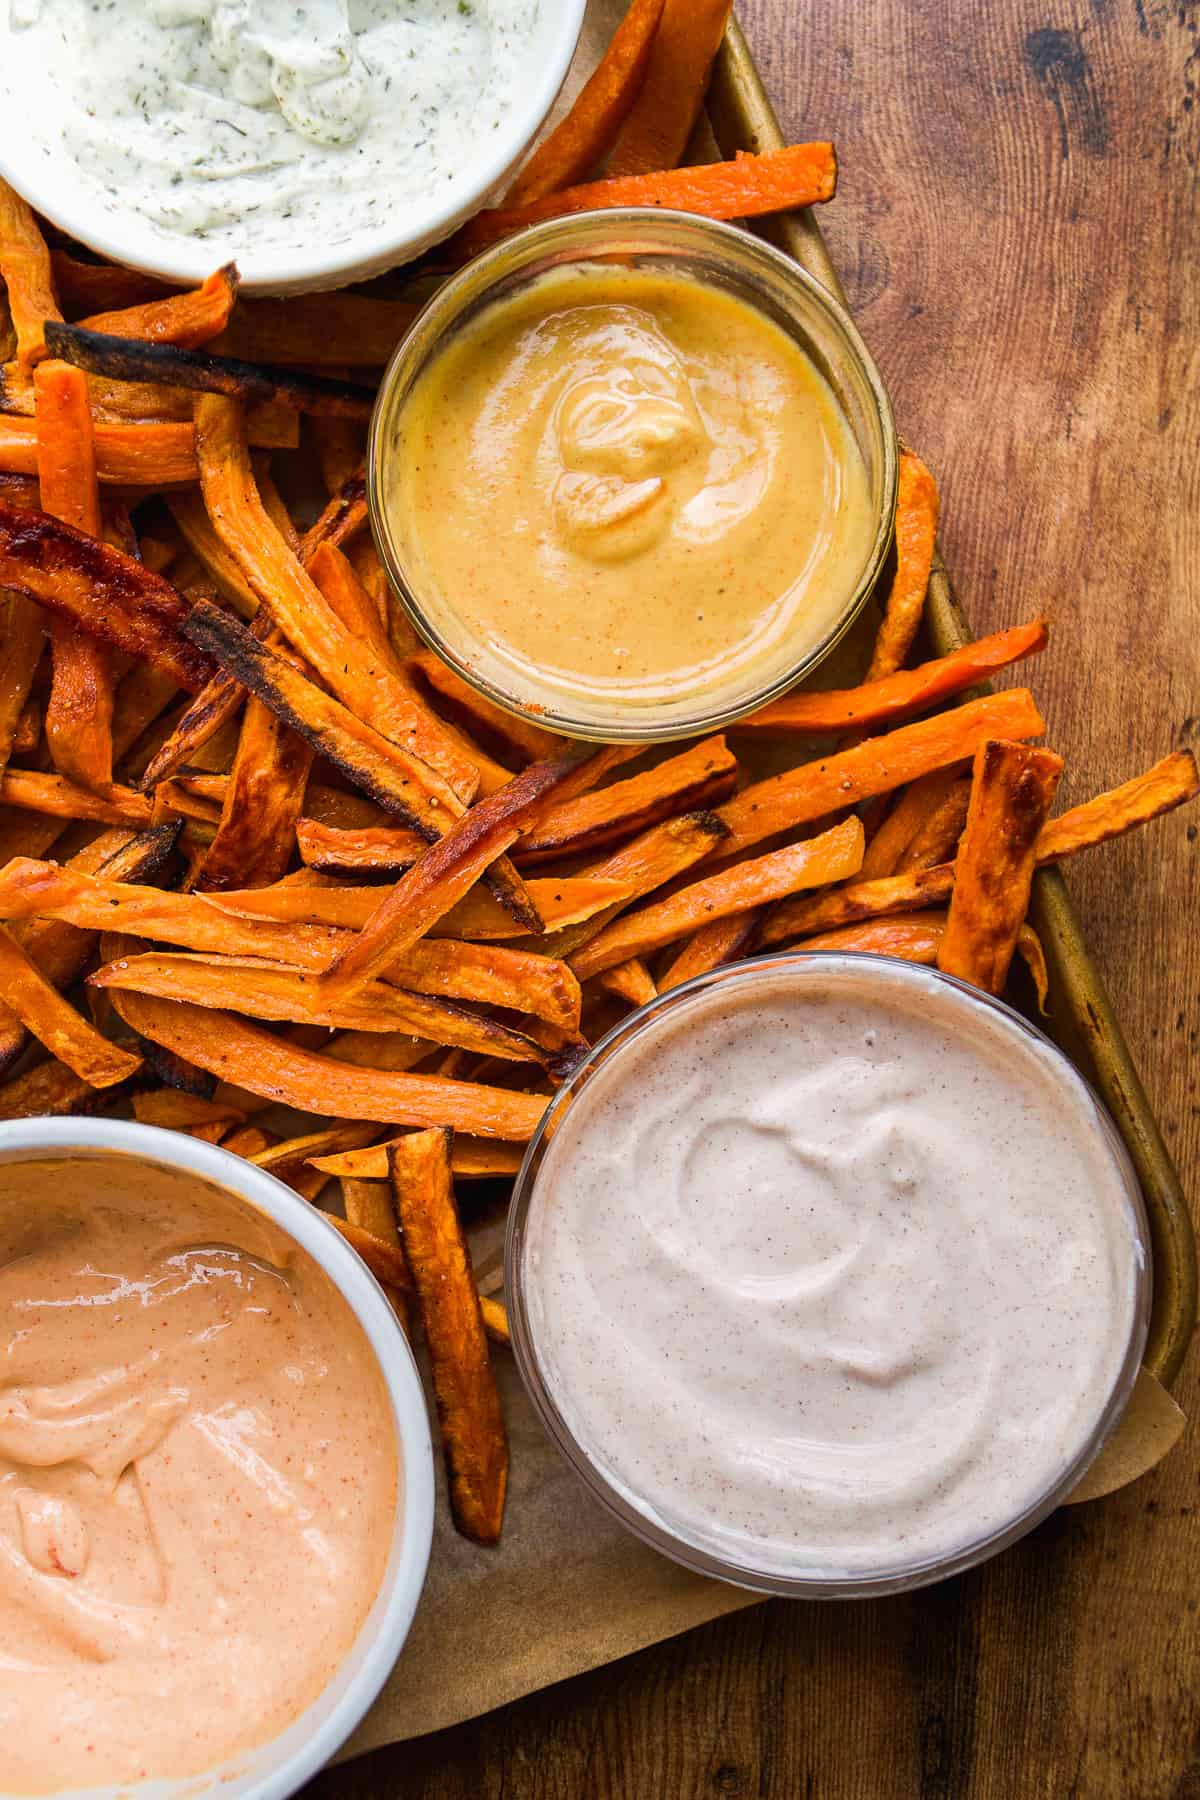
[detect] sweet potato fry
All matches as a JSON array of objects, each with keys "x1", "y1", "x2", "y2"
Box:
[
  {"x1": 11, "y1": 696, "x2": 39, "y2": 754},
  {"x1": 137, "y1": 668, "x2": 249, "y2": 790},
  {"x1": 298, "y1": 469, "x2": 367, "y2": 563},
  {"x1": 573, "y1": 815, "x2": 865, "y2": 979},
  {"x1": 0, "y1": 180, "x2": 60, "y2": 372},
  {"x1": 306, "y1": 538, "x2": 393, "y2": 662},
  {"x1": 44, "y1": 322, "x2": 375, "y2": 421},
  {"x1": 0, "y1": 592, "x2": 44, "y2": 779},
  {"x1": 132, "y1": 1088, "x2": 246, "y2": 1131},
  {"x1": 1037, "y1": 750, "x2": 1199, "y2": 862},
  {"x1": 0, "y1": 498, "x2": 213, "y2": 689},
  {"x1": 166, "y1": 491, "x2": 261, "y2": 615},
  {"x1": 247, "y1": 1123, "x2": 381, "y2": 1174},
  {"x1": 658, "y1": 909, "x2": 761, "y2": 991},
  {"x1": 191, "y1": 693, "x2": 313, "y2": 893},
  {"x1": 389, "y1": 1129, "x2": 508, "y2": 1543},
  {"x1": 215, "y1": 296, "x2": 417, "y2": 368},
  {"x1": 606, "y1": 0, "x2": 733, "y2": 177},
  {"x1": 517, "y1": 737, "x2": 736, "y2": 863},
  {"x1": 92, "y1": 951, "x2": 550, "y2": 1066},
  {"x1": 760, "y1": 865, "x2": 956, "y2": 946},
  {"x1": 323, "y1": 1213, "x2": 413, "y2": 1291},
  {"x1": 0, "y1": 925, "x2": 141, "y2": 1086},
  {"x1": 106, "y1": 990, "x2": 548, "y2": 1139},
  {"x1": 217, "y1": 1124, "x2": 275, "y2": 1160},
  {"x1": 866, "y1": 451, "x2": 940, "y2": 681},
  {"x1": 436, "y1": 875, "x2": 636, "y2": 942},
  {"x1": 312, "y1": 1136, "x2": 523, "y2": 1181},
  {"x1": 77, "y1": 265, "x2": 238, "y2": 349},
  {"x1": 294, "y1": 818, "x2": 437, "y2": 877},
  {"x1": 716, "y1": 689, "x2": 1046, "y2": 857},
  {"x1": 49, "y1": 252, "x2": 169, "y2": 317},
  {"x1": 505, "y1": 0, "x2": 667, "y2": 203},
  {"x1": 319, "y1": 750, "x2": 601, "y2": 1000},
  {"x1": 0, "y1": 859, "x2": 584, "y2": 1028},
  {"x1": 937, "y1": 741, "x2": 1064, "y2": 994},
  {"x1": 191, "y1": 399, "x2": 481, "y2": 800},
  {"x1": 596, "y1": 957, "x2": 657, "y2": 1008},
  {"x1": 794, "y1": 913, "x2": 1050, "y2": 1009},
  {"x1": 453, "y1": 143, "x2": 837, "y2": 257},
  {"x1": 0, "y1": 770, "x2": 151, "y2": 824},
  {"x1": 737, "y1": 621, "x2": 1049, "y2": 736},
  {"x1": 33, "y1": 360, "x2": 114, "y2": 792},
  {"x1": 0, "y1": 824, "x2": 179, "y2": 1075},
  {"x1": 895, "y1": 777, "x2": 972, "y2": 874},
  {"x1": 340, "y1": 1174, "x2": 402, "y2": 1248},
  {"x1": 521, "y1": 810, "x2": 731, "y2": 960},
  {"x1": 479, "y1": 1295, "x2": 511, "y2": 1347},
  {"x1": 405, "y1": 651, "x2": 567, "y2": 768},
  {"x1": 859, "y1": 767, "x2": 965, "y2": 881},
  {"x1": 0, "y1": 1057, "x2": 102, "y2": 1120},
  {"x1": 0, "y1": 416, "x2": 208, "y2": 484}
]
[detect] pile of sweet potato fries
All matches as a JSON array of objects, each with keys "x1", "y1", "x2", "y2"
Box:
[{"x1": 0, "y1": 0, "x2": 1195, "y2": 1547}]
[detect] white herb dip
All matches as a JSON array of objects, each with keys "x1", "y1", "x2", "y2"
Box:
[
  {"x1": 6, "y1": 0, "x2": 539, "y2": 256},
  {"x1": 518, "y1": 957, "x2": 1147, "y2": 1587}
]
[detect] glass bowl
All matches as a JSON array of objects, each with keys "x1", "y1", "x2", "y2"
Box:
[
  {"x1": 368, "y1": 210, "x2": 898, "y2": 742},
  {"x1": 504, "y1": 953, "x2": 1151, "y2": 1598}
]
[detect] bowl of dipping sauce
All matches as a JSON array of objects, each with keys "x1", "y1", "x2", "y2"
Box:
[
  {"x1": 506, "y1": 954, "x2": 1150, "y2": 1597},
  {"x1": 0, "y1": 1, "x2": 585, "y2": 291},
  {"x1": 369, "y1": 209, "x2": 898, "y2": 742},
  {"x1": 0, "y1": 1117, "x2": 434, "y2": 1799}
]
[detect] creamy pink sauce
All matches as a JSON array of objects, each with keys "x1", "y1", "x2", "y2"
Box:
[
  {"x1": 0, "y1": 1157, "x2": 398, "y2": 1793},
  {"x1": 522, "y1": 959, "x2": 1145, "y2": 1583}
]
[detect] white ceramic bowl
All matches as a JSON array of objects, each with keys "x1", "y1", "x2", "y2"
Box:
[
  {"x1": 0, "y1": 1116, "x2": 435, "y2": 1800},
  {"x1": 0, "y1": 2, "x2": 585, "y2": 293}
]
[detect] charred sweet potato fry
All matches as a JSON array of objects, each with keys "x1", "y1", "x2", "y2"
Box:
[
  {"x1": 44, "y1": 322, "x2": 376, "y2": 420},
  {"x1": 105, "y1": 990, "x2": 548, "y2": 1139},
  {"x1": 454, "y1": 143, "x2": 837, "y2": 258},
  {"x1": 0, "y1": 498, "x2": 213, "y2": 690},
  {"x1": 573, "y1": 815, "x2": 865, "y2": 979},
  {"x1": 33, "y1": 360, "x2": 115, "y2": 792},
  {"x1": 866, "y1": 452, "x2": 940, "y2": 681},
  {"x1": 77, "y1": 265, "x2": 238, "y2": 349},
  {"x1": 937, "y1": 740, "x2": 1064, "y2": 993},
  {"x1": 0, "y1": 925, "x2": 141, "y2": 1087},
  {"x1": 0, "y1": 180, "x2": 61, "y2": 372},
  {"x1": 182, "y1": 601, "x2": 466, "y2": 836},
  {"x1": 312, "y1": 1136, "x2": 524, "y2": 1181},
  {"x1": 320, "y1": 749, "x2": 601, "y2": 1001},
  {"x1": 737, "y1": 621, "x2": 1048, "y2": 736},
  {"x1": 717, "y1": 690, "x2": 1046, "y2": 857},
  {"x1": 389, "y1": 1129, "x2": 508, "y2": 1543},
  {"x1": 298, "y1": 469, "x2": 367, "y2": 562},
  {"x1": 505, "y1": 0, "x2": 667, "y2": 203},
  {"x1": 191, "y1": 692, "x2": 313, "y2": 893},
  {"x1": 92, "y1": 950, "x2": 550, "y2": 1065},
  {"x1": 658, "y1": 909, "x2": 761, "y2": 991},
  {"x1": 191, "y1": 399, "x2": 481, "y2": 800},
  {"x1": 137, "y1": 665, "x2": 251, "y2": 790},
  {"x1": 517, "y1": 737, "x2": 737, "y2": 863},
  {"x1": 606, "y1": 0, "x2": 733, "y2": 176}
]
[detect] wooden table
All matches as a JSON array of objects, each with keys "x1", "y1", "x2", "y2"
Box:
[{"x1": 311, "y1": 2, "x2": 1200, "y2": 1792}]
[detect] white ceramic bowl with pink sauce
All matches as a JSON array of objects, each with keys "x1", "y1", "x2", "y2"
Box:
[{"x1": 0, "y1": 1117, "x2": 435, "y2": 1800}]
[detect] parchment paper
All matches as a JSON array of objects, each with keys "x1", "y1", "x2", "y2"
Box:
[{"x1": 338, "y1": 1, "x2": 1184, "y2": 1755}]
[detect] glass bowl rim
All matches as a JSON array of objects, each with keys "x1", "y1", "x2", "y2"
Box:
[
  {"x1": 503, "y1": 950, "x2": 1152, "y2": 1598},
  {"x1": 367, "y1": 207, "x2": 900, "y2": 744}
]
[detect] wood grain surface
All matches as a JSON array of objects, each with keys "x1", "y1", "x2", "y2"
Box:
[{"x1": 308, "y1": 2, "x2": 1200, "y2": 1794}]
